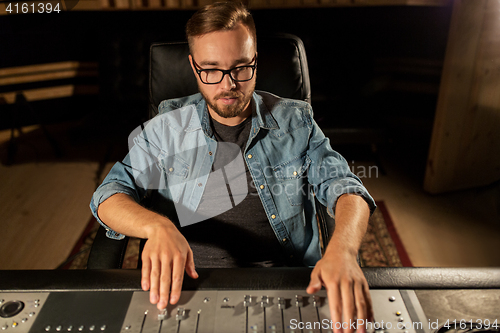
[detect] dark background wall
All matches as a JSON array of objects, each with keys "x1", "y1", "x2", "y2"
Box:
[{"x1": 0, "y1": 5, "x2": 453, "y2": 145}]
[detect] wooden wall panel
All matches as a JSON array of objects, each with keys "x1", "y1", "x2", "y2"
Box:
[{"x1": 424, "y1": 0, "x2": 500, "y2": 193}]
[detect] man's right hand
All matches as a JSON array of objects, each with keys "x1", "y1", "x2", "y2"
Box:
[
  {"x1": 97, "y1": 193, "x2": 198, "y2": 310},
  {"x1": 141, "y1": 223, "x2": 198, "y2": 310}
]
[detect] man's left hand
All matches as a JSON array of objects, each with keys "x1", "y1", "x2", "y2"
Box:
[{"x1": 306, "y1": 250, "x2": 373, "y2": 333}]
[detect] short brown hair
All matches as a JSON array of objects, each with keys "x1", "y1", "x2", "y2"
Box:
[{"x1": 186, "y1": 1, "x2": 257, "y2": 53}]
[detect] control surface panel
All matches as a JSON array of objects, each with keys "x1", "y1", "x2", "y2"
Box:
[{"x1": 0, "y1": 290, "x2": 429, "y2": 333}]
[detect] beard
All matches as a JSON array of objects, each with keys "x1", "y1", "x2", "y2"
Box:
[{"x1": 199, "y1": 81, "x2": 256, "y2": 119}]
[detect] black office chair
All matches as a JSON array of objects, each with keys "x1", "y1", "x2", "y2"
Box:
[{"x1": 87, "y1": 33, "x2": 334, "y2": 269}]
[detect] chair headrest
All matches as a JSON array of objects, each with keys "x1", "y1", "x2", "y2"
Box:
[{"x1": 149, "y1": 33, "x2": 311, "y2": 117}]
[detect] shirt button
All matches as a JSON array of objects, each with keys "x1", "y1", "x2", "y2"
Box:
[
  {"x1": 282, "y1": 238, "x2": 287, "y2": 242},
  {"x1": 293, "y1": 171, "x2": 298, "y2": 176},
  {"x1": 208, "y1": 151, "x2": 212, "y2": 156},
  {"x1": 259, "y1": 185, "x2": 265, "y2": 189},
  {"x1": 271, "y1": 214, "x2": 276, "y2": 219},
  {"x1": 169, "y1": 167, "x2": 174, "y2": 172},
  {"x1": 198, "y1": 183, "x2": 202, "y2": 187},
  {"x1": 247, "y1": 154, "x2": 253, "y2": 159}
]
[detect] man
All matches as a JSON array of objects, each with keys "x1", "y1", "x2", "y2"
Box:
[{"x1": 91, "y1": 2, "x2": 376, "y2": 332}]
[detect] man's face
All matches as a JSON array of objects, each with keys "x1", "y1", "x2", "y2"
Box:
[{"x1": 189, "y1": 23, "x2": 256, "y2": 119}]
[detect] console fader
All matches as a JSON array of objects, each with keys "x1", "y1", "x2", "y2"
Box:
[{"x1": 0, "y1": 289, "x2": 429, "y2": 333}]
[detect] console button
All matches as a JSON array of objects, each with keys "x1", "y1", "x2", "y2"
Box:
[{"x1": 0, "y1": 301, "x2": 25, "y2": 318}]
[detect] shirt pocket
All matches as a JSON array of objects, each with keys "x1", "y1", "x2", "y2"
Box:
[
  {"x1": 273, "y1": 154, "x2": 311, "y2": 206},
  {"x1": 158, "y1": 153, "x2": 190, "y2": 203}
]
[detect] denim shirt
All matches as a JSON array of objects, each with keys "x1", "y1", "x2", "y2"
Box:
[{"x1": 90, "y1": 91, "x2": 376, "y2": 266}]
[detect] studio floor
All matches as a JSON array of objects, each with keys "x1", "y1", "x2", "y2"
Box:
[{"x1": 1, "y1": 118, "x2": 499, "y2": 270}]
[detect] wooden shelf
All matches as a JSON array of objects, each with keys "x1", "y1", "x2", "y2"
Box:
[{"x1": 94, "y1": 0, "x2": 452, "y2": 10}]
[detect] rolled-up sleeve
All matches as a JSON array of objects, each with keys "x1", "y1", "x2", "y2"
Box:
[
  {"x1": 89, "y1": 119, "x2": 165, "y2": 240},
  {"x1": 89, "y1": 156, "x2": 146, "y2": 239},
  {"x1": 305, "y1": 107, "x2": 376, "y2": 217}
]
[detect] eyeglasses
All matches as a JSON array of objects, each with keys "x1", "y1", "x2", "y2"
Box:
[{"x1": 191, "y1": 54, "x2": 257, "y2": 84}]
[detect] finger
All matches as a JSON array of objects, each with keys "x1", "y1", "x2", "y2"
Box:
[
  {"x1": 307, "y1": 269, "x2": 323, "y2": 294},
  {"x1": 186, "y1": 248, "x2": 198, "y2": 279},
  {"x1": 141, "y1": 256, "x2": 151, "y2": 291},
  {"x1": 149, "y1": 257, "x2": 161, "y2": 305},
  {"x1": 362, "y1": 282, "x2": 374, "y2": 323},
  {"x1": 157, "y1": 256, "x2": 172, "y2": 310},
  {"x1": 340, "y1": 279, "x2": 355, "y2": 333},
  {"x1": 169, "y1": 254, "x2": 186, "y2": 305},
  {"x1": 328, "y1": 282, "x2": 343, "y2": 333},
  {"x1": 354, "y1": 281, "x2": 368, "y2": 333}
]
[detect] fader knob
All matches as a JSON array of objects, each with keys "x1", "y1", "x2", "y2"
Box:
[
  {"x1": 312, "y1": 295, "x2": 319, "y2": 307},
  {"x1": 278, "y1": 298, "x2": 285, "y2": 310},
  {"x1": 260, "y1": 296, "x2": 270, "y2": 308},
  {"x1": 295, "y1": 295, "x2": 303, "y2": 307},
  {"x1": 158, "y1": 309, "x2": 167, "y2": 320},
  {"x1": 244, "y1": 295, "x2": 252, "y2": 307},
  {"x1": 176, "y1": 308, "x2": 186, "y2": 321}
]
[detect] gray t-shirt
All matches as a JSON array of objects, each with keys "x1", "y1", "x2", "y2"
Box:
[{"x1": 180, "y1": 115, "x2": 286, "y2": 268}]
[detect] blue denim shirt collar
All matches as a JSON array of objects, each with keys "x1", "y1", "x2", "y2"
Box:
[
  {"x1": 190, "y1": 92, "x2": 280, "y2": 140},
  {"x1": 253, "y1": 92, "x2": 280, "y2": 130}
]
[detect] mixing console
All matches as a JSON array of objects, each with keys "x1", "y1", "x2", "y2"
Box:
[{"x1": 0, "y1": 289, "x2": 429, "y2": 333}]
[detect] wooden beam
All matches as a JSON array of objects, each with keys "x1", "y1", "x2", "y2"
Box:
[
  {"x1": 0, "y1": 85, "x2": 99, "y2": 104},
  {"x1": 0, "y1": 62, "x2": 97, "y2": 77},
  {"x1": 0, "y1": 62, "x2": 98, "y2": 86},
  {"x1": 424, "y1": 0, "x2": 500, "y2": 193}
]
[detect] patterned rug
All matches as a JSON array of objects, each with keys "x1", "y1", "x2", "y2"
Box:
[
  {"x1": 63, "y1": 201, "x2": 412, "y2": 269},
  {"x1": 359, "y1": 201, "x2": 412, "y2": 267}
]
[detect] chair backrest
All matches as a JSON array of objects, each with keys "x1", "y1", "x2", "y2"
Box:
[{"x1": 148, "y1": 33, "x2": 311, "y2": 118}]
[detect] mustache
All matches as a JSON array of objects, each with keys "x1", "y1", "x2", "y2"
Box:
[{"x1": 215, "y1": 91, "x2": 243, "y2": 99}]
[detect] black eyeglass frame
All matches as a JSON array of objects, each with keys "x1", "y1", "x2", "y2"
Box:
[{"x1": 191, "y1": 54, "x2": 257, "y2": 85}]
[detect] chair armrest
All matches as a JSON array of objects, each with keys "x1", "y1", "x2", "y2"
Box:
[
  {"x1": 87, "y1": 225, "x2": 130, "y2": 269},
  {"x1": 314, "y1": 195, "x2": 336, "y2": 254}
]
